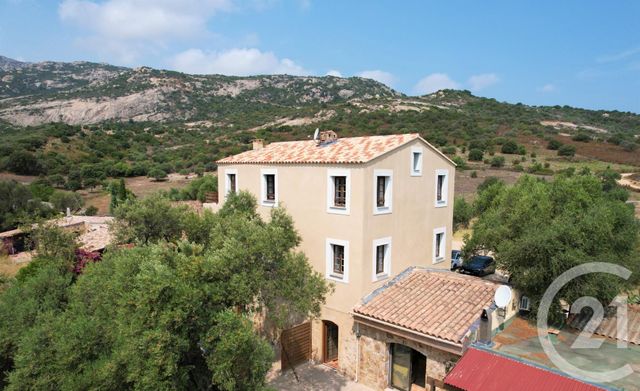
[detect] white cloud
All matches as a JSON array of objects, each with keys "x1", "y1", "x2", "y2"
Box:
[
  {"x1": 326, "y1": 69, "x2": 342, "y2": 77},
  {"x1": 357, "y1": 70, "x2": 396, "y2": 87},
  {"x1": 169, "y1": 48, "x2": 309, "y2": 76},
  {"x1": 413, "y1": 73, "x2": 459, "y2": 95},
  {"x1": 59, "y1": 0, "x2": 232, "y2": 62},
  {"x1": 467, "y1": 73, "x2": 499, "y2": 91},
  {"x1": 597, "y1": 46, "x2": 640, "y2": 63},
  {"x1": 538, "y1": 83, "x2": 556, "y2": 93}
]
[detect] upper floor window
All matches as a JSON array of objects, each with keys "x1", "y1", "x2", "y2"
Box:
[
  {"x1": 433, "y1": 227, "x2": 446, "y2": 263},
  {"x1": 435, "y1": 169, "x2": 449, "y2": 207},
  {"x1": 372, "y1": 237, "x2": 391, "y2": 281},
  {"x1": 334, "y1": 176, "x2": 346, "y2": 206},
  {"x1": 327, "y1": 169, "x2": 351, "y2": 215},
  {"x1": 326, "y1": 238, "x2": 349, "y2": 283},
  {"x1": 373, "y1": 169, "x2": 393, "y2": 215},
  {"x1": 260, "y1": 169, "x2": 278, "y2": 206},
  {"x1": 225, "y1": 169, "x2": 238, "y2": 197},
  {"x1": 411, "y1": 147, "x2": 423, "y2": 176}
]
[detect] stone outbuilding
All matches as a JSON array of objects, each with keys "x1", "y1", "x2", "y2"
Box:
[{"x1": 352, "y1": 267, "x2": 516, "y2": 391}]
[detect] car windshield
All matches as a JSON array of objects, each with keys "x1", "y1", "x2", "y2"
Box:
[{"x1": 452, "y1": 250, "x2": 461, "y2": 259}]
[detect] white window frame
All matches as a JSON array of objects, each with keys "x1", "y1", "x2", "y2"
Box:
[
  {"x1": 224, "y1": 169, "x2": 238, "y2": 198},
  {"x1": 326, "y1": 238, "x2": 349, "y2": 283},
  {"x1": 260, "y1": 168, "x2": 278, "y2": 207},
  {"x1": 372, "y1": 237, "x2": 392, "y2": 281},
  {"x1": 433, "y1": 227, "x2": 446, "y2": 264},
  {"x1": 434, "y1": 169, "x2": 449, "y2": 208},
  {"x1": 410, "y1": 146, "x2": 423, "y2": 176},
  {"x1": 327, "y1": 169, "x2": 351, "y2": 215},
  {"x1": 373, "y1": 169, "x2": 393, "y2": 215}
]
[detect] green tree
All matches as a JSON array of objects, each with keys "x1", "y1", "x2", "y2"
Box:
[
  {"x1": 49, "y1": 191, "x2": 84, "y2": 213},
  {"x1": 453, "y1": 196, "x2": 473, "y2": 231},
  {"x1": 547, "y1": 139, "x2": 562, "y2": 150},
  {"x1": 4, "y1": 151, "x2": 42, "y2": 176},
  {"x1": 148, "y1": 168, "x2": 168, "y2": 181},
  {"x1": 490, "y1": 156, "x2": 505, "y2": 167},
  {"x1": 109, "y1": 178, "x2": 134, "y2": 214},
  {"x1": 2, "y1": 191, "x2": 329, "y2": 390},
  {"x1": 464, "y1": 175, "x2": 640, "y2": 321}
]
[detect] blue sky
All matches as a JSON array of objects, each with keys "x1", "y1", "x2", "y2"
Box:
[{"x1": 1, "y1": 0, "x2": 639, "y2": 112}]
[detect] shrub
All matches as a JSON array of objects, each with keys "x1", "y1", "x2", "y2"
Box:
[
  {"x1": 572, "y1": 133, "x2": 591, "y2": 142},
  {"x1": 468, "y1": 149, "x2": 484, "y2": 161},
  {"x1": 84, "y1": 205, "x2": 98, "y2": 216},
  {"x1": 547, "y1": 139, "x2": 562, "y2": 150},
  {"x1": 50, "y1": 191, "x2": 84, "y2": 213},
  {"x1": 442, "y1": 146, "x2": 457, "y2": 155},
  {"x1": 470, "y1": 171, "x2": 478, "y2": 178},
  {"x1": 558, "y1": 145, "x2": 576, "y2": 157},
  {"x1": 452, "y1": 156, "x2": 467, "y2": 170},
  {"x1": 501, "y1": 140, "x2": 519, "y2": 154},
  {"x1": 490, "y1": 156, "x2": 505, "y2": 168}
]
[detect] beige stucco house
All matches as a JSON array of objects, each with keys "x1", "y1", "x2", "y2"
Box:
[{"x1": 217, "y1": 132, "x2": 465, "y2": 388}]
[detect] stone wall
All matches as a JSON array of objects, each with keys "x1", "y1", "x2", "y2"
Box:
[{"x1": 356, "y1": 324, "x2": 460, "y2": 391}]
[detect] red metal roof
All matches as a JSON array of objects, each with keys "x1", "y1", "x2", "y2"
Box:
[{"x1": 444, "y1": 347, "x2": 606, "y2": 391}]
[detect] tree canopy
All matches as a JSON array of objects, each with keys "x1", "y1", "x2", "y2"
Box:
[
  {"x1": 464, "y1": 173, "x2": 640, "y2": 320},
  {"x1": 0, "y1": 191, "x2": 330, "y2": 390}
]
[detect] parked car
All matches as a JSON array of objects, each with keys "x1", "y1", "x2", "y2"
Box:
[
  {"x1": 451, "y1": 250, "x2": 463, "y2": 270},
  {"x1": 460, "y1": 255, "x2": 496, "y2": 277}
]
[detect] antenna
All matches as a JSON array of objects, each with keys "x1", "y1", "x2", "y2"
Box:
[{"x1": 494, "y1": 285, "x2": 512, "y2": 308}]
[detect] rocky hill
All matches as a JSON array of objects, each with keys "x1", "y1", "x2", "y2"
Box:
[{"x1": 0, "y1": 57, "x2": 399, "y2": 126}]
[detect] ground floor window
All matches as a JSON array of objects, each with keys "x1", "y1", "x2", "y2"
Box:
[{"x1": 390, "y1": 343, "x2": 426, "y2": 390}]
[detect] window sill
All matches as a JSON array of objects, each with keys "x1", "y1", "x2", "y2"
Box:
[
  {"x1": 410, "y1": 171, "x2": 422, "y2": 177},
  {"x1": 261, "y1": 200, "x2": 277, "y2": 207},
  {"x1": 373, "y1": 206, "x2": 392, "y2": 215},
  {"x1": 327, "y1": 274, "x2": 348, "y2": 283},
  {"x1": 373, "y1": 273, "x2": 389, "y2": 282},
  {"x1": 327, "y1": 206, "x2": 349, "y2": 215},
  {"x1": 433, "y1": 257, "x2": 445, "y2": 264},
  {"x1": 435, "y1": 201, "x2": 447, "y2": 208}
]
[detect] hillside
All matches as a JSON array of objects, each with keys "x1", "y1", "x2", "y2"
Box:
[
  {"x1": 0, "y1": 56, "x2": 639, "y2": 190},
  {"x1": 0, "y1": 59, "x2": 399, "y2": 126}
]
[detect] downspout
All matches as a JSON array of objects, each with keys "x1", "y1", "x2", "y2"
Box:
[{"x1": 355, "y1": 322, "x2": 361, "y2": 383}]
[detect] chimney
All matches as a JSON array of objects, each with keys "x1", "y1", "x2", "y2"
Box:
[
  {"x1": 252, "y1": 139, "x2": 265, "y2": 150},
  {"x1": 478, "y1": 307, "x2": 494, "y2": 346},
  {"x1": 66, "y1": 207, "x2": 71, "y2": 217}
]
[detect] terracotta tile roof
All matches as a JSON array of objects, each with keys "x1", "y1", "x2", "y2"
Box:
[
  {"x1": 353, "y1": 268, "x2": 499, "y2": 344},
  {"x1": 217, "y1": 133, "x2": 427, "y2": 165},
  {"x1": 568, "y1": 303, "x2": 640, "y2": 345}
]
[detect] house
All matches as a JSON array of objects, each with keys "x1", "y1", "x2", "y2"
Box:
[
  {"x1": 352, "y1": 267, "x2": 517, "y2": 390},
  {"x1": 217, "y1": 132, "x2": 457, "y2": 381}
]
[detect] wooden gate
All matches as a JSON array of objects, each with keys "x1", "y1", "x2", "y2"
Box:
[{"x1": 281, "y1": 322, "x2": 311, "y2": 371}]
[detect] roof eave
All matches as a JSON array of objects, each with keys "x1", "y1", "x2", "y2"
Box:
[{"x1": 352, "y1": 312, "x2": 465, "y2": 356}]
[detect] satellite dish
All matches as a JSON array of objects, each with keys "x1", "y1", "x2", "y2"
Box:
[
  {"x1": 494, "y1": 285, "x2": 512, "y2": 308},
  {"x1": 313, "y1": 128, "x2": 320, "y2": 140}
]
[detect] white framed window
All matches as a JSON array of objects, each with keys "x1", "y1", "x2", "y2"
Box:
[
  {"x1": 372, "y1": 237, "x2": 392, "y2": 281},
  {"x1": 410, "y1": 147, "x2": 423, "y2": 176},
  {"x1": 327, "y1": 169, "x2": 351, "y2": 215},
  {"x1": 224, "y1": 169, "x2": 238, "y2": 197},
  {"x1": 326, "y1": 238, "x2": 349, "y2": 283},
  {"x1": 433, "y1": 227, "x2": 446, "y2": 264},
  {"x1": 435, "y1": 169, "x2": 449, "y2": 207},
  {"x1": 373, "y1": 169, "x2": 393, "y2": 215},
  {"x1": 260, "y1": 169, "x2": 278, "y2": 207}
]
